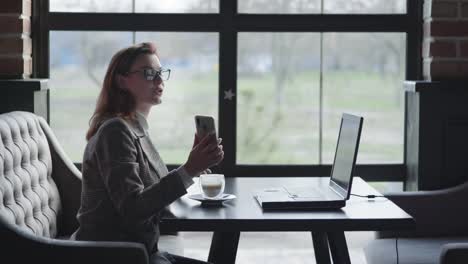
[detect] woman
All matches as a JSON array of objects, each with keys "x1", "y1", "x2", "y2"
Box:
[{"x1": 73, "y1": 42, "x2": 223, "y2": 264}]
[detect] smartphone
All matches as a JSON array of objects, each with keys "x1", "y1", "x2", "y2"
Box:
[{"x1": 195, "y1": 115, "x2": 217, "y2": 139}]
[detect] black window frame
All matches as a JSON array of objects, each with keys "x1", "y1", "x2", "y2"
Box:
[{"x1": 34, "y1": 0, "x2": 423, "y2": 182}]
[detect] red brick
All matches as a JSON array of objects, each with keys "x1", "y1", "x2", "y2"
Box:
[
  {"x1": 0, "y1": 56, "x2": 32, "y2": 77},
  {"x1": 460, "y1": 41, "x2": 468, "y2": 57},
  {"x1": 431, "y1": 60, "x2": 459, "y2": 80},
  {"x1": 431, "y1": 21, "x2": 468, "y2": 37},
  {"x1": 0, "y1": 37, "x2": 22, "y2": 54},
  {"x1": 462, "y1": 3, "x2": 468, "y2": 17},
  {"x1": 0, "y1": 16, "x2": 22, "y2": 34},
  {"x1": 432, "y1": 1, "x2": 459, "y2": 18},
  {"x1": 0, "y1": 0, "x2": 32, "y2": 16},
  {"x1": 428, "y1": 59, "x2": 468, "y2": 80},
  {"x1": 460, "y1": 61, "x2": 468, "y2": 71},
  {"x1": 0, "y1": 36, "x2": 31, "y2": 55},
  {"x1": 431, "y1": 40, "x2": 457, "y2": 57},
  {"x1": 460, "y1": 61, "x2": 468, "y2": 76},
  {"x1": 0, "y1": 16, "x2": 30, "y2": 34}
]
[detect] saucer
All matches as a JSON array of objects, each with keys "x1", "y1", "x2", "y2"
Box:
[{"x1": 188, "y1": 193, "x2": 236, "y2": 205}]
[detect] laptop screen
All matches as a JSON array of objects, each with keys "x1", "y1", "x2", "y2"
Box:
[{"x1": 329, "y1": 113, "x2": 363, "y2": 199}]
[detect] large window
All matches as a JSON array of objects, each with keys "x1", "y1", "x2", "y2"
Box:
[
  {"x1": 44, "y1": 0, "x2": 422, "y2": 182},
  {"x1": 237, "y1": 33, "x2": 405, "y2": 165}
]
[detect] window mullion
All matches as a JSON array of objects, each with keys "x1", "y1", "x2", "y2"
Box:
[
  {"x1": 132, "y1": 0, "x2": 136, "y2": 44},
  {"x1": 218, "y1": 0, "x2": 237, "y2": 176}
]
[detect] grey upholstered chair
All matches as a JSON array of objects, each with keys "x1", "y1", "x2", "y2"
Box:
[
  {"x1": 0, "y1": 111, "x2": 183, "y2": 264},
  {"x1": 364, "y1": 181, "x2": 468, "y2": 264}
]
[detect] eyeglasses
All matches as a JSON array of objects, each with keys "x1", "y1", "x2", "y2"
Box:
[{"x1": 126, "y1": 68, "x2": 171, "y2": 81}]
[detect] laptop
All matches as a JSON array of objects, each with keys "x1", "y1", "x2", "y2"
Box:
[{"x1": 254, "y1": 113, "x2": 363, "y2": 210}]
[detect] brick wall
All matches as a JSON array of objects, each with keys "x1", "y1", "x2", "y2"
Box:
[
  {"x1": 423, "y1": 0, "x2": 468, "y2": 80},
  {"x1": 0, "y1": 0, "x2": 32, "y2": 79}
]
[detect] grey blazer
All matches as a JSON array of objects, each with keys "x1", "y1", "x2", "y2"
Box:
[{"x1": 74, "y1": 116, "x2": 187, "y2": 253}]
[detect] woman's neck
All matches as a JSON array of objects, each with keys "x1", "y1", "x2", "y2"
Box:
[{"x1": 135, "y1": 105, "x2": 151, "y2": 119}]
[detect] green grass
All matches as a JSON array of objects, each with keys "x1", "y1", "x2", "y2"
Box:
[{"x1": 50, "y1": 67, "x2": 405, "y2": 164}]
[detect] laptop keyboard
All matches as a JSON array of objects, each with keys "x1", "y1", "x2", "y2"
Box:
[{"x1": 284, "y1": 186, "x2": 325, "y2": 198}]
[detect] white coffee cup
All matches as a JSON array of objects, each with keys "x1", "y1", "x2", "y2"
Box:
[{"x1": 199, "y1": 174, "x2": 225, "y2": 199}]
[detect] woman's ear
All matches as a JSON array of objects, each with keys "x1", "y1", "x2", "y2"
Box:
[{"x1": 116, "y1": 74, "x2": 127, "y2": 91}]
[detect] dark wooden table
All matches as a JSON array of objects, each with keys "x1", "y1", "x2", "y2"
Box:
[{"x1": 161, "y1": 177, "x2": 414, "y2": 264}]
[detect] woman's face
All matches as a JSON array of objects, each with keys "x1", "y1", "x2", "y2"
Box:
[{"x1": 122, "y1": 53, "x2": 164, "y2": 109}]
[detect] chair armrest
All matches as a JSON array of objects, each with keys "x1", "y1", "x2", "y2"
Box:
[
  {"x1": 16, "y1": 235, "x2": 148, "y2": 264},
  {"x1": 440, "y1": 243, "x2": 468, "y2": 264},
  {"x1": 1, "y1": 218, "x2": 148, "y2": 264},
  {"x1": 377, "y1": 181, "x2": 468, "y2": 238},
  {"x1": 38, "y1": 238, "x2": 149, "y2": 264}
]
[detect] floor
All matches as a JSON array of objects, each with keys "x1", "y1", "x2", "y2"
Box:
[{"x1": 179, "y1": 231, "x2": 375, "y2": 263}]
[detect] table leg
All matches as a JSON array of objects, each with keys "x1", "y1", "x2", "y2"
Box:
[
  {"x1": 208, "y1": 231, "x2": 240, "y2": 264},
  {"x1": 311, "y1": 231, "x2": 332, "y2": 264},
  {"x1": 327, "y1": 231, "x2": 351, "y2": 264}
]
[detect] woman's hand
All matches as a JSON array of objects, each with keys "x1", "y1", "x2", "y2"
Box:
[
  {"x1": 201, "y1": 168, "x2": 212, "y2": 174},
  {"x1": 183, "y1": 133, "x2": 224, "y2": 176}
]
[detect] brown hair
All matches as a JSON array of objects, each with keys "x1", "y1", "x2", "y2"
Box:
[{"x1": 86, "y1": 42, "x2": 158, "y2": 140}]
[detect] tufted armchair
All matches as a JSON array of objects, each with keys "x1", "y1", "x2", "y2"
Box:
[{"x1": 0, "y1": 111, "x2": 183, "y2": 264}]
